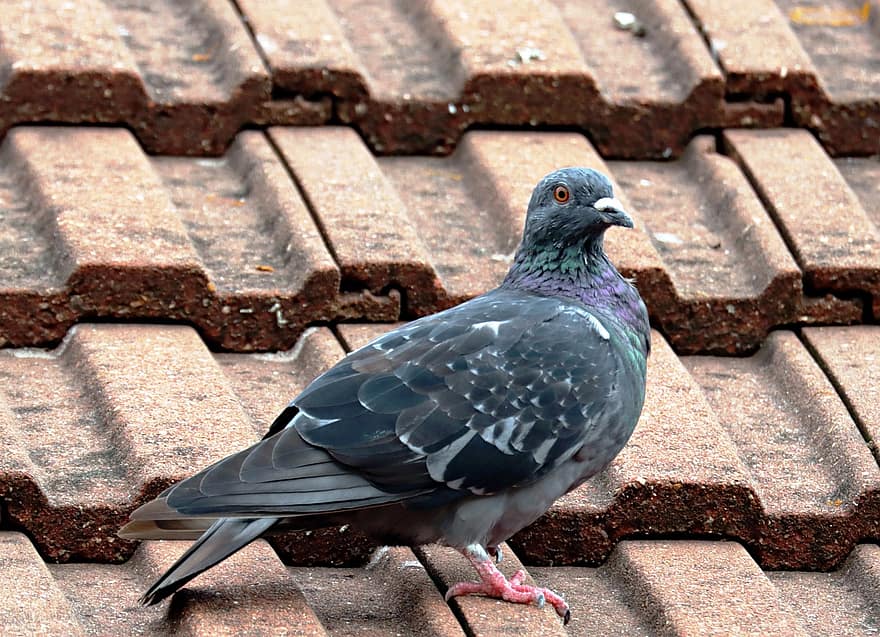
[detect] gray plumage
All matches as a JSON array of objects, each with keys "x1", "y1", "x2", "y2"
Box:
[{"x1": 121, "y1": 167, "x2": 651, "y2": 613}]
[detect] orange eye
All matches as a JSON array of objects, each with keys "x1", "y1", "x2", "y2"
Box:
[{"x1": 553, "y1": 185, "x2": 570, "y2": 203}]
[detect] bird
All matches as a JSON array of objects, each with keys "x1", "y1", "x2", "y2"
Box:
[{"x1": 119, "y1": 167, "x2": 651, "y2": 624}]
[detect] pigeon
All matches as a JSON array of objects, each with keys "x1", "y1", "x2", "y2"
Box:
[{"x1": 119, "y1": 167, "x2": 651, "y2": 624}]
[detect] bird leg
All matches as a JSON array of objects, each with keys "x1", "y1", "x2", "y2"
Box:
[{"x1": 445, "y1": 544, "x2": 570, "y2": 624}]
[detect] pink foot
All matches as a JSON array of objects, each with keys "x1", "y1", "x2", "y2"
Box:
[{"x1": 445, "y1": 545, "x2": 570, "y2": 624}]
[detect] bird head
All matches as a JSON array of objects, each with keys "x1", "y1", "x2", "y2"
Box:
[{"x1": 521, "y1": 168, "x2": 633, "y2": 250}]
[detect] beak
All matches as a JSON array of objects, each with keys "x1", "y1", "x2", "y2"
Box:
[{"x1": 593, "y1": 197, "x2": 634, "y2": 229}]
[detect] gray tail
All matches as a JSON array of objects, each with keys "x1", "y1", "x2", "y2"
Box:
[{"x1": 140, "y1": 516, "x2": 278, "y2": 605}]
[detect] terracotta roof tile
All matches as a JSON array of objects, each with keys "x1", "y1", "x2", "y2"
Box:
[
  {"x1": 1, "y1": 4, "x2": 879, "y2": 632},
  {"x1": 1, "y1": 321, "x2": 879, "y2": 629},
  {"x1": 49, "y1": 539, "x2": 329, "y2": 636},
  {"x1": 0, "y1": 0, "x2": 787, "y2": 157},
  {"x1": 0, "y1": 126, "x2": 875, "y2": 353},
  {"x1": 802, "y1": 326, "x2": 880, "y2": 458},
  {"x1": 238, "y1": 0, "x2": 781, "y2": 157},
  {"x1": 768, "y1": 543, "x2": 880, "y2": 637},
  {"x1": 0, "y1": 0, "x2": 329, "y2": 155},
  {"x1": 684, "y1": 0, "x2": 880, "y2": 155},
  {"x1": 0, "y1": 127, "x2": 398, "y2": 351},
  {"x1": 269, "y1": 126, "x2": 443, "y2": 315},
  {"x1": 288, "y1": 546, "x2": 465, "y2": 637},
  {"x1": 610, "y1": 135, "x2": 844, "y2": 353},
  {"x1": 0, "y1": 532, "x2": 82, "y2": 636},
  {"x1": 532, "y1": 540, "x2": 815, "y2": 636},
  {"x1": 725, "y1": 129, "x2": 880, "y2": 319}
]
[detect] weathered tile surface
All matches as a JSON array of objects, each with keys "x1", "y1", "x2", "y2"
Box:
[
  {"x1": 0, "y1": 0, "x2": 331, "y2": 154},
  {"x1": 725, "y1": 129, "x2": 880, "y2": 318},
  {"x1": 288, "y1": 546, "x2": 465, "y2": 637},
  {"x1": 0, "y1": 127, "x2": 398, "y2": 351},
  {"x1": 0, "y1": 0, "x2": 788, "y2": 157},
  {"x1": 256, "y1": 0, "x2": 779, "y2": 157},
  {"x1": 0, "y1": 1, "x2": 878, "y2": 635},
  {"x1": 802, "y1": 326, "x2": 880, "y2": 457},
  {"x1": 684, "y1": 0, "x2": 880, "y2": 155},
  {"x1": 1, "y1": 126, "x2": 876, "y2": 352}
]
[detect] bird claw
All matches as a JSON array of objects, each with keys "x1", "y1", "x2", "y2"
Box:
[
  {"x1": 487, "y1": 545, "x2": 503, "y2": 564},
  {"x1": 448, "y1": 547, "x2": 571, "y2": 624}
]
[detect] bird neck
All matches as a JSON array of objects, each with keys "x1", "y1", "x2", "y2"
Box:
[{"x1": 503, "y1": 238, "x2": 647, "y2": 335}]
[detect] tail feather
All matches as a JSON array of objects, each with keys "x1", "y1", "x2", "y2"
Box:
[
  {"x1": 139, "y1": 516, "x2": 278, "y2": 605},
  {"x1": 120, "y1": 495, "x2": 218, "y2": 541}
]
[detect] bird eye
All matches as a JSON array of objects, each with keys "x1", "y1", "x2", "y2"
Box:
[{"x1": 553, "y1": 185, "x2": 570, "y2": 204}]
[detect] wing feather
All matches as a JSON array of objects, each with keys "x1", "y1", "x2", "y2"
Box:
[{"x1": 162, "y1": 287, "x2": 644, "y2": 518}]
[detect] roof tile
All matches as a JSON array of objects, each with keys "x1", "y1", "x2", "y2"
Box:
[
  {"x1": 532, "y1": 540, "x2": 811, "y2": 636},
  {"x1": 611, "y1": 136, "x2": 808, "y2": 353},
  {"x1": 0, "y1": 532, "x2": 82, "y2": 636},
  {"x1": 0, "y1": 324, "x2": 261, "y2": 561},
  {"x1": 50, "y1": 540, "x2": 329, "y2": 636},
  {"x1": 0, "y1": 127, "x2": 398, "y2": 351},
  {"x1": 0, "y1": 0, "x2": 309, "y2": 155},
  {"x1": 802, "y1": 326, "x2": 880, "y2": 460},
  {"x1": 768, "y1": 544, "x2": 880, "y2": 637},
  {"x1": 269, "y1": 126, "x2": 443, "y2": 315},
  {"x1": 238, "y1": 0, "x2": 781, "y2": 156},
  {"x1": 684, "y1": 0, "x2": 880, "y2": 155},
  {"x1": 289, "y1": 546, "x2": 465, "y2": 637},
  {"x1": 0, "y1": 126, "x2": 872, "y2": 352},
  {"x1": 725, "y1": 129, "x2": 880, "y2": 318}
]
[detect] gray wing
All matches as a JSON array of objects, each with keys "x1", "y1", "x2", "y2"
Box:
[{"x1": 166, "y1": 288, "x2": 632, "y2": 516}]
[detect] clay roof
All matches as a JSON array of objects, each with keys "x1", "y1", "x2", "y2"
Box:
[{"x1": 1, "y1": 1, "x2": 879, "y2": 635}]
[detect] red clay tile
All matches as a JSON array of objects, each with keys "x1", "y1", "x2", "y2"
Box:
[
  {"x1": 611, "y1": 136, "x2": 805, "y2": 354},
  {"x1": 336, "y1": 323, "x2": 880, "y2": 568},
  {"x1": 50, "y1": 540, "x2": 329, "y2": 636},
  {"x1": 532, "y1": 540, "x2": 810, "y2": 636},
  {"x1": 0, "y1": 126, "x2": 868, "y2": 352},
  {"x1": 685, "y1": 0, "x2": 880, "y2": 156},
  {"x1": 514, "y1": 329, "x2": 880, "y2": 569},
  {"x1": 214, "y1": 327, "x2": 346, "y2": 430},
  {"x1": 0, "y1": 127, "x2": 398, "y2": 351},
  {"x1": 304, "y1": 325, "x2": 880, "y2": 568},
  {"x1": 416, "y1": 543, "x2": 568, "y2": 636},
  {"x1": 0, "y1": 324, "x2": 382, "y2": 564},
  {"x1": 288, "y1": 546, "x2": 464, "y2": 637},
  {"x1": 358, "y1": 130, "x2": 860, "y2": 353},
  {"x1": 683, "y1": 331, "x2": 880, "y2": 567},
  {"x1": 515, "y1": 329, "x2": 757, "y2": 565},
  {"x1": 725, "y1": 129, "x2": 880, "y2": 318},
  {"x1": 269, "y1": 126, "x2": 444, "y2": 316},
  {"x1": 0, "y1": 324, "x2": 261, "y2": 561},
  {"x1": 241, "y1": 0, "x2": 780, "y2": 157},
  {"x1": 278, "y1": 326, "x2": 880, "y2": 574},
  {"x1": 768, "y1": 544, "x2": 880, "y2": 637},
  {"x1": 0, "y1": 0, "x2": 316, "y2": 155},
  {"x1": 366, "y1": 129, "x2": 670, "y2": 318},
  {"x1": 0, "y1": 532, "x2": 82, "y2": 636},
  {"x1": 4, "y1": 321, "x2": 879, "y2": 568},
  {"x1": 215, "y1": 327, "x2": 381, "y2": 565},
  {"x1": 802, "y1": 326, "x2": 880, "y2": 460}
]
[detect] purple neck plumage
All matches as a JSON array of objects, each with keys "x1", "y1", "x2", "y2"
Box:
[{"x1": 502, "y1": 236, "x2": 647, "y2": 332}]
